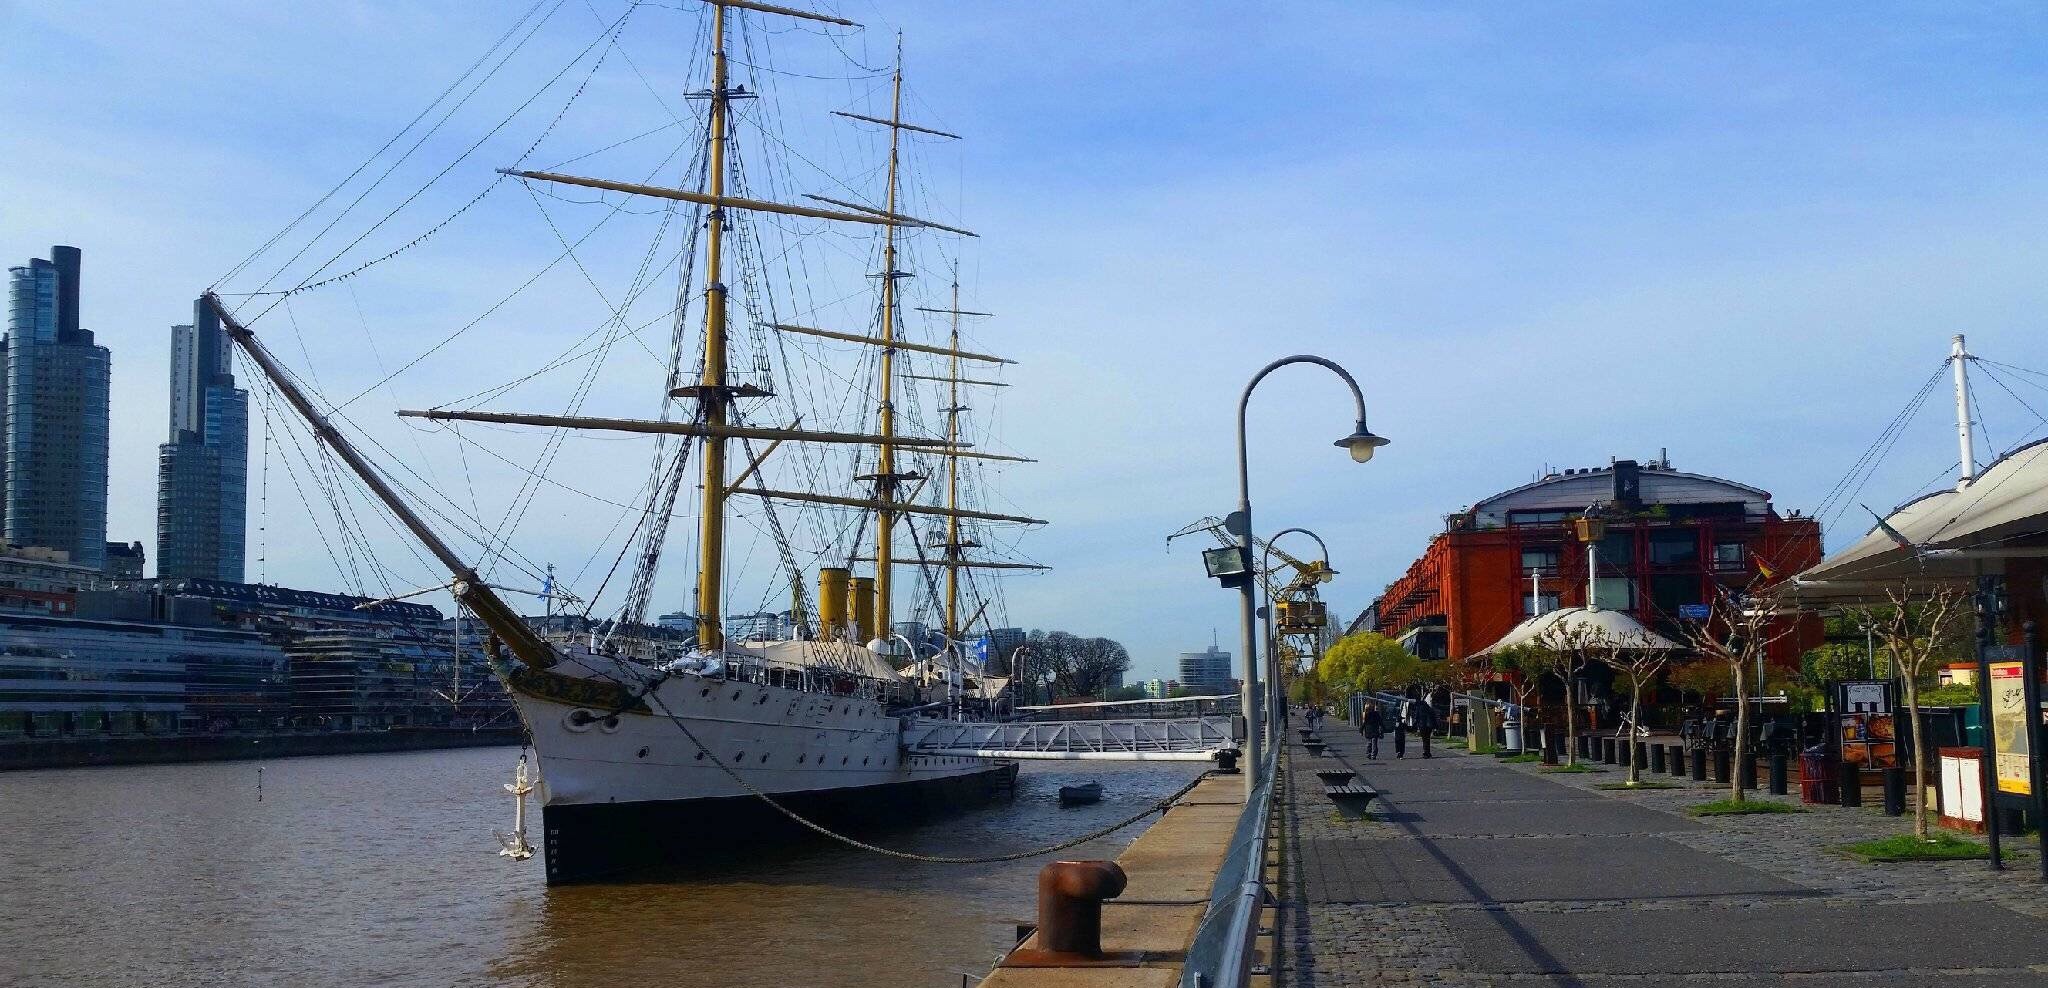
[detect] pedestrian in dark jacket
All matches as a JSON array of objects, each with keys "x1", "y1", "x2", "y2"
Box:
[
  {"x1": 1409, "y1": 700, "x2": 1440, "y2": 759},
  {"x1": 1361, "y1": 704, "x2": 1385, "y2": 759},
  {"x1": 1392, "y1": 702, "x2": 1410, "y2": 759}
]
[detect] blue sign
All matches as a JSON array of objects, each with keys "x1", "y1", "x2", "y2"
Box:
[{"x1": 1678, "y1": 603, "x2": 1712, "y2": 620}]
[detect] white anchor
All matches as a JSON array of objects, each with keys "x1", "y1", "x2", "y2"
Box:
[{"x1": 497, "y1": 754, "x2": 537, "y2": 861}]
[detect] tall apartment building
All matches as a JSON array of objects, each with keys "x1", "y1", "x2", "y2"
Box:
[
  {"x1": 3, "y1": 246, "x2": 112, "y2": 571},
  {"x1": 1177, "y1": 644, "x2": 1234, "y2": 693},
  {"x1": 156, "y1": 297, "x2": 248, "y2": 580}
]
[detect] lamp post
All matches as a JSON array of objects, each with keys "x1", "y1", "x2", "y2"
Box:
[
  {"x1": 1262, "y1": 528, "x2": 1335, "y2": 750},
  {"x1": 1235, "y1": 355, "x2": 1386, "y2": 798}
]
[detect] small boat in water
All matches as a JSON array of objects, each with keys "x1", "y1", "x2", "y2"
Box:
[{"x1": 1058, "y1": 782, "x2": 1104, "y2": 806}]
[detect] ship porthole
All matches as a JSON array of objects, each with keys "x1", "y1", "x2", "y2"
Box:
[
  {"x1": 599, "y1": 715, "x2": 621, "y2": 733},
  {"x1": 732, "y1": 690, "x2": 742, "y2": 701},
  {"x1": 563, "y1": 709, "x2": 596, "y2": 733},
  {"x1": 841, "y1": 757, "x2": 848, "y2": 764},
  {"x1": 695, "y1": 752, "x2": 705, "y2": 761},
  {"x1": 700, "y1": 688, "x2": 711, "y2": 698},
  {"x1": 862, "y1": 757, "x2": 869, "y2": 765},
  {"x1": 734, "y1": 752, "x2": 745, "y2": 762},
  {"x1": 798, "y1": 754, "x2": 805, "y2": 764},
  {"x1": 760, "y1": 753, "x2": 769, "y2": 763},
  {"x1": 636, "y1": 746, "x2": 650, "y2": 759}
]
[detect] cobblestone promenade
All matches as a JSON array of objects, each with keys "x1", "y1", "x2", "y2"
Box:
[{"x1": 1278, "y1": 725, "x2": 2048, "y2": 987}]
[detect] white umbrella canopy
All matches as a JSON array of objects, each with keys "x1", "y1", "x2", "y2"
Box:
[{"x1": 1474, "y1": 606, "x2": 1680, "y2": 658}]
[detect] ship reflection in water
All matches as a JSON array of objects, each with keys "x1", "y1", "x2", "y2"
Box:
[{"x1": 2, "y1": 746, "x2": 1202, "y2": 988}]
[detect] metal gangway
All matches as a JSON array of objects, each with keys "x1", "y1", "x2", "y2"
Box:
[{"x1": 904, "y1": 696, "x2": 1239, "y2": 761}]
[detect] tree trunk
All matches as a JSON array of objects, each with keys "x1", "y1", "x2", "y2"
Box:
[
  {"x1": 1563, "y1": 670, "x2": 1578, "y2": 767},
  {"x1": 1730, "y1": 662, "x2": 1749, "y2": 805},
  {"x1": 1904, "y1": 676, "x2": 1929, "y2": 839},
  {"x1": 1626, "y1": 678, "x2": 1643, "y2": 785}
]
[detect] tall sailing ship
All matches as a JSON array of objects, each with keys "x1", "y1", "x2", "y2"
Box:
[{"x1": 209, "y1": 1, "x2": 1045, "y2": 882}]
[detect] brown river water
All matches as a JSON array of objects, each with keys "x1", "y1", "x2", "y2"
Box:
[{"x1": 0, "y1": 746, "x2": 1202, "y2": 988}]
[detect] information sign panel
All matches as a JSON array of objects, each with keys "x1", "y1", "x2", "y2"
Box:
[{"x1": 1990, "y1": 661, "x2": 2033, "y2": 796}]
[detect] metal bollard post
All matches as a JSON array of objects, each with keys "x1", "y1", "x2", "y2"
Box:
[
  {"x1": 1602, "y1": 737, "x2": 1617, "y2": 764},
  {"x1": 1651, "y1": 744, "x2": 1667, "y2": 775},
  {"x1": 1882, "y1": 767, "x2": 1906, "y2": 816},
  {"x1": 1769, "y1": 754, "x2": 1789, "y2": 796},
  {"x1": 1634, "y1": 741, "x2": 1649, "y2": 772},
  {"x1": 1670, "y1": 745, "x2": 1688, "y2": 778},
  {"x1": 1713, "y1": 749, "x2": 1732, "y2": 784},
  {"x1": 1840, "y1": 766, "x2": 1863, "y2": 807},
  {"x1": 1690, "y1": 748, "x2": 1707, "y2": 782},
  {"x1": 1029, "y1": 861, "x2": 1127, "y2": 960},
  {"x1": 1737, "y1": 755, "x2": 1757, "y2": 791}
]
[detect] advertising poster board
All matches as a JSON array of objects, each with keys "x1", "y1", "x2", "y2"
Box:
[
  {"x1": 1839, "y1": 712, "x2": 1898, "y2": 770},
  {"x1": 1990, "y1": 661, "x2": 2032, "y2": 796}
]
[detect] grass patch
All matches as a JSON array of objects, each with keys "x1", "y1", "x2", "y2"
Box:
[
  {"x1": 1839, "y1": 832, "x2": 1990, "y2": 862},
  {"x1": 1594, "y1": 781, "x2": 1684, "y2": 790},
  {"x1": 1443, "y1": 736, "x2": 1468, "y2": 747},
  {"x1": 1501, "y1": 752, "x2": 1541, "y2": 763},
  {"x1": 1542, "y1": 762, "x2": 1602, "y2": 774},
  {"x1": 1686, "y1": 798, "x2": 1803, "y2": 817}
]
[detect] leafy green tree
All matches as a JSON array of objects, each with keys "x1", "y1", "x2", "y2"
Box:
[
  {"x1": 1800, "y1": 643, "x2": 1870, "y2": 692},
  {"x1": 1316, "y1": 631, "x2": 1420, "y2": 702}
]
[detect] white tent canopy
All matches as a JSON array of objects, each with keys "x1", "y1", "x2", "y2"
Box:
[
  {"x1": 1474, "y1": 606, "x2": 1680, "y2": 658},
  {"x1": 1789, "y1": 437, "x2": 2048, "y2": 606}
]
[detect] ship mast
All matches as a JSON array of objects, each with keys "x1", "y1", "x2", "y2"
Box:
[
  {"x1": 694, "y1": 1, "x2": 734, "y2": 652},
  {"x1": 872, "y1": 35, "x2": 907, "y2": 651},
  {"x1": 944, "y1": 270, "x2": 962, "y2": 645}
]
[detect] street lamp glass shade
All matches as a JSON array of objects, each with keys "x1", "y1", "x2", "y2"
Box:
[{"x1": 1336, "y1": 425, "x2": 1389, "y2": 463}]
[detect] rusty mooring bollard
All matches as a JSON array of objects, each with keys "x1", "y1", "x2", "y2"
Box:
[{"x1": 1036, "y1": 860, "x2": 1128, "y2": 958}]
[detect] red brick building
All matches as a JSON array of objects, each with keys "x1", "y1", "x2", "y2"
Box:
[{"x1": 1369, "y1": 455, "x2": 1823, "y2": 670}]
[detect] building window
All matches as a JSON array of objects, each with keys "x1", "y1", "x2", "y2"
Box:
[
  {"x1": 1597, "y1": 532, "x2": 1634, "y2": 572},
  {"x1": 1650, "y1": 574, "x2": 1700, "y2": 616},
  {"x1": 1508, "y1": 509, "x2": 1573, "y2": 526},
  {"x1": 1593, "y1": 577, "x2": 1635, "y2": 611},
  {"x1": 1713, "y1": 542, "x2": 1747, "y2": 571},
  {"x1": 1521, "y1": 547, "x2": 1560, "y2": 576},
  {"x1": 1648, "y1": 530, "x2": 1700, "y2": 567},
  {"x1": 1523, "y1": 592, "x2": 1561, "y2": 616}
]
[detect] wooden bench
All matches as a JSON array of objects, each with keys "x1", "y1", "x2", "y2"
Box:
[
  {"x1": 1324, "y1": 782, "x2": 1379, "y2": 815},
  {"x1": 1302, "y1": 742, "x2": 1328, "y2": 757},
  {"x1": 1314, "y1": 768, "x2": 1356, "y2": 787}
]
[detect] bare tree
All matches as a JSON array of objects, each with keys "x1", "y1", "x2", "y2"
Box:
[
  {"x1": 1595, "y1": 630, "x2": 1681, "y2": 786},
  {"x1": 1676, "y1": 583, "x2": 1798, "y2": 804},
  {"x1": 1851, "y1": 584, "x2": 1968, "y2": 838},
  {"x1": 1531, "y1": 621, "x2": 1603, "y2": 767}
]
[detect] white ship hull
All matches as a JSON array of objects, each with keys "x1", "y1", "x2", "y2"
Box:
[{"x1": 507, "y1": 650, "x2": 1015, "y2": 882}]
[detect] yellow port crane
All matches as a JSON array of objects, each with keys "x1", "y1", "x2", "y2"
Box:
[{"x1": 1166, "y1": 516, "x2": 1339, "y2": 692}]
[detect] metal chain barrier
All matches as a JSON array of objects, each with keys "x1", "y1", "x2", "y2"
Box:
[{"x1": 644, "y1": 689, "x2": 1211, "y2": 864}]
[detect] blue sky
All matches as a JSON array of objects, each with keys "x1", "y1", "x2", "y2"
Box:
[{"x1": 6, "y1": 2, "x2": 2048, "y2": 680}]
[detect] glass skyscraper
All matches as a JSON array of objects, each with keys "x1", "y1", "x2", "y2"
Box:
[
  {"x1": 156, "y1": 298, "x2": 248, "y2": 581},
  {"x1": 3, "y1": 246, "x2": 112, "y2": 571}
]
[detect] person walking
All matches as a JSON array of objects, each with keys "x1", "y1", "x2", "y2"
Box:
[
  {"x1": 1411, "y1": 698, "x2": 1441, "y2": 759},
  {"x1": 1392, "y1": 700, "x2": 1410, "y2": 759},
  {"x1": 1361, "y1": 703, "x2": 1385, "y2": 760}
]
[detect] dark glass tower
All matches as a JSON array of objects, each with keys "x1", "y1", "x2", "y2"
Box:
[
  {"x1": 156, "y1": 297, "x2": 248, "y2": 581},
  {"x1": 3, "y1": 246, "x2": 112, "y2": 570}
]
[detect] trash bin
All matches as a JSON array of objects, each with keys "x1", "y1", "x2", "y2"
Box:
[{"x1": 1800, "y1": 746, "x2": 1838, "y2": 805}]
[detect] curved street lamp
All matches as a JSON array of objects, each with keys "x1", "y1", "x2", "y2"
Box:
[
  {"x1": 1235, "y1": 355, "x2": 1386, "y2": 797},
  {"x1": 1262, "y1": 526, "x2": 1335, "y2": 750}
]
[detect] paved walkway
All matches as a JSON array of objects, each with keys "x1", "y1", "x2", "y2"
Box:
[{"x1": 1278, "y1": 725, "x2": 2048, "y2": 987}]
